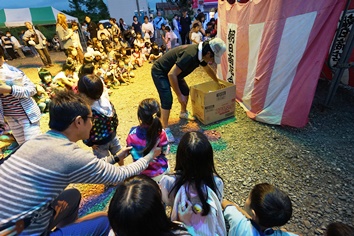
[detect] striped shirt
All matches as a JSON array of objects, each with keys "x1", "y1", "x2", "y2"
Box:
[
  {"x1": 0, "y1": 130, "x2": 150, "y2": 235},
  {"x1": 126, "y1": 125, "x2": 169, "y2": 178},
  {"x1": 0, "y1": 94, "x2": 26, "y2": 116},
  {"x1": 0, "y1": 63, "x2": 41, "y2": 124}
]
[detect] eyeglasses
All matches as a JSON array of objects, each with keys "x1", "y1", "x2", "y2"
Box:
[{"x1": 86, "y1": 116, "x2": 95, "y2": 122}]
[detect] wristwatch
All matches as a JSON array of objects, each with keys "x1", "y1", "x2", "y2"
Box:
[{"x1": 114, "y1": 154, "x2": 121, "y2": 163}]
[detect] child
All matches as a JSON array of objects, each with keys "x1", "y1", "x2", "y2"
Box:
[
  {"x1": 33, "y1": 84, "x2": 51, "y2": 113},
  {"x1": 159, "y1": 131, "x2": 226, "y2": 235},
  {"x1": 133, "y1": 32, "x2": 145, "y2": 49},
  {"x1": 78, "y1": 74, "x2": 124, "y2": 165},
  {"x1": 163, "y1": 26, "x2": 177, "y2": 51},
  {"x1": 132, "y1": 45, "x2": 146, "y2": 67},
  {"x1": 142, "y1": 41, "x2": 152, "y2": 60},
  {"x1": 190, "y1": 23, "x2": 203, "y2": 44},
  {"x1": 149, "y1": 42, "x2": 162, "y2": 63},
  {"x1": 38, "y1": 68, "x2": 56, "y2": 98},
  {"x1": 222, "y1": 183, "x2": 297, "y2": 236},
  {"x1": 53, "y1": 58, "x2": 78, "y2": 91},
  {"x1": 126, "y1": 98, "x2": 169, "y2": 182},
  {"x1": 114, "y1": 60, "x2": 129, "y2": 84}
]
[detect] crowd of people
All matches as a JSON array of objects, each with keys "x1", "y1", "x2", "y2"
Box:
[{"x1": 1, "y1": 8, "x2": 353, "y2": 236}]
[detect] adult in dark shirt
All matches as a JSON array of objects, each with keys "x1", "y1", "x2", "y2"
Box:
[
  {"x1": 151, "y1": 38, "x2": 226, "y2": 143},
  {"x1": 132, "y1": 16, "x2": 142, "y2": 35},
  {"x1": 180, "y1": 9, "x2": 192, "y2": 45},
  {"x1": 85, "y1": 15, "x2": 98, "y2": 40}
]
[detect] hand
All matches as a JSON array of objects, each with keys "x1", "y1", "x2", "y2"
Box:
[
  {"x1": 177, "y1": 94, "x2": 187, "y2": 107},
  {"x1": 221, "y1": 199, "x2": 235, "y2": 209},
  {"x1": 145, "y1": 139, "x2": 160, "y2": 162},
  {"x1": 117, "y1": 146, "x2": 132, "y2": 160},
  {"x1": 178, "y1": 200, "x2": 193, "y2": 226},
  {"x1": 92, "y1": 144, "x2": 99, "y2": 150},
  {"x1": 153, "y1": 147, "x2": 162, "y2": 158},
  {"x1": 0, "y1": 84, "x2": 12, "y2": 94}
]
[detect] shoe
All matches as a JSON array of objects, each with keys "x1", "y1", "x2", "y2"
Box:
[
  {"x1": 49, "y1": 64, "x2": 54, "y2": 67},
  {"x1": 164, "y1": 128, "x2": 175, "y2": 143},
  {"x1": 179, "y1": 111, "x2": 196, "y2": 121},
  {"x1": 45, "y1": 65, "x2": 51, "y2": 68}
]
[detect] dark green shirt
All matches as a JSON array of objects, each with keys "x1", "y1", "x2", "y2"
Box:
[{"x1": 152, "y1": 44, "x2": 207, "y2": 80}]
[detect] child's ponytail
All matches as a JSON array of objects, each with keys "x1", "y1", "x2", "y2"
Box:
[{"x1": 143, "y1": 113, "x2": 162, "y2": 156}]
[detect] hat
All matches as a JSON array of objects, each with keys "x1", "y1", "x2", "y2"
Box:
[{"x1": 209, "y1": 38, "x2": 226, "y2": 64}]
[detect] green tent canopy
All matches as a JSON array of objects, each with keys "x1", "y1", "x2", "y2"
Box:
[{"x1": 0, "y1": 6, "x2": 78, "y2": 27}]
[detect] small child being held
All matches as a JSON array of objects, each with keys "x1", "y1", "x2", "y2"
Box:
[
  {"x1": 78, "y1": 74, "x2": 124, "y2": 166},
  {"x1": 126, "y1": 98, "x2": 169, "y2": 182},
  {"x1": 222, "y1": 183, "x2": 298, "y2": 236}
]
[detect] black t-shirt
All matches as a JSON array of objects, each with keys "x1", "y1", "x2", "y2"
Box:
[
  {"x1": 132, "y1": 21, "x2": 142, "y2": 34},
  {"x1": 152, "y1": 44, "x2": 207, "y2": 79},
  {"x1": 180, "y1": 15, "x2": 192, "y2": 33}
]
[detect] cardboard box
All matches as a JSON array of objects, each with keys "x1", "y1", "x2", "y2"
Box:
[{"x1": 190, "y1": 80, "x2": 236, "y2": 125}]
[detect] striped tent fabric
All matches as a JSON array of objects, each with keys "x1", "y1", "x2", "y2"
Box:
[
  {"x1": 0, "y1": 7, "x2": 78, "y2": 27},
  {"x1": 217, "y1": 0, "x2": 345, "y2": 127}
]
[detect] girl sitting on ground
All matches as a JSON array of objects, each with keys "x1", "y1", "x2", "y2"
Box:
[
  {"x1": 159, "y1": 131, "x2": 226, "y2": 235},
  {"x1": 132, "y1": 45, "x2": 146, "y2": 67},
  {"x1": 126, "y1": 98, "x2": 170, "y2": 182}
]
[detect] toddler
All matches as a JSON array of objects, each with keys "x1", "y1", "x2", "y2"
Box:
[
  {"x1": 190, "y1": 23, "x2": 203, "y2": 44},
  {"x1": 78, "y1": 74, "x2": 123, "y2": 166}
]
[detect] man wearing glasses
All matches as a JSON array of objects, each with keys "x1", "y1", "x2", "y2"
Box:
[{"x1": 0, "y1": 90, "x2": 158, "y2": 235}]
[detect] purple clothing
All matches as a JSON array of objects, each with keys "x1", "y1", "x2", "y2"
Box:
[{"x1": 126, "y1": 125, "x2": 169, "y2": 178}]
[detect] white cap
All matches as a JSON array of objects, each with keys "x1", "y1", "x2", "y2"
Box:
[{"x1": 209, "y1": 38, "x2": 226, "y2": 64}]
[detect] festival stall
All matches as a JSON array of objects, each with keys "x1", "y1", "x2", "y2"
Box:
[
  {"x1": 217, "y1": 0, "x2": 346, "y2": 127},
  {"x1": 0, "y1": 6, "x2": 78, "y2": 27}
]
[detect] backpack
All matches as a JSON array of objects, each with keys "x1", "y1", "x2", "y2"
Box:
[{"x1": 171, "y1": 184, "x2": 227, "y2": 236}]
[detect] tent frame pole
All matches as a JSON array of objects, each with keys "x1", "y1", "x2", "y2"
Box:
[{"x1": 324, "y1": 0, "x2": 354, "y2": 107}]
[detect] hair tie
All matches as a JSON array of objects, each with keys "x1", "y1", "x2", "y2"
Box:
[{"x1": 152, "y1": 113, "x2": 158, "y2": 119}]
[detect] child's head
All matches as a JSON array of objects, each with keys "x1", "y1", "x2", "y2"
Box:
[
  {"x1": 78, "y1": 63, "x2": 95, "y2": 79},
  {"x1": 152, "y1": 42, "x2": 159, "y2": 49},
  {"x1": 192, "y1": 22, "x2": 200, "y2": 32},
  {"x1": 326, "y1": 222, "x2": 354, "y2": 236},
  {"x1": 145, "y1": 41, "x2": 151, "y2": 48},
  {"x1": 175, "y1": 131, "x2": 216, "y2": 177},
  {"x1": 164, "y1": 25, "x2": 171, "y2": 32},
  {"x1": 100, "y1": 32, "x2": 107, "y2": 40},
  {"x1": 137, "y1": 98, "x2": 162, "y2": 156},
  {"x1": 77, "y1": 74, "x2": 103, "y2": 101},
  {"x1": 136, "y1": 32, "x2": 142, "y2": 39},
  {"x1": 119, "y1": 47, "x2": 127, "y2": 55},
  {"x1": 108, "y1": 175, "x2": 173, "y2": 235},
  {"x1": 113, "y1": 35, "x2": 119, "y2": 42},
  {"x1": 134, "y1": 45, "x2": 140, "y2": 53},
  {"x1": 38, "y1": 68, "x2": 53, "y2": 84},
  {"x1": 245, "y1": 183, "x2": 292, "y2": 229},
  {"x1": 62, "y1": 58, "x2": 76, "y2": 76}
]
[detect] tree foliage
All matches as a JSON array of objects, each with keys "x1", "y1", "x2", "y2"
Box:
[
  {"x1": 166, "y1": 0, "x2": 194, "y2": 15},
  {"x1": 64, "y1": 0, "x2": 110, "y2": 23}
]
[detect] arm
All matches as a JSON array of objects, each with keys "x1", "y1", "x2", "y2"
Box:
[
  {"x1": 203, "y1": 64, "x2": 221, "y2": 84},
  {"x1": 167, "y1": 64, "x2": 186, "y2": 105},
  {"x1": 56, "y1": 25, "x2": 73, "y2": 42},
  {"x1": 7, "y1": 73, "x2": 37, "y2": 98}
]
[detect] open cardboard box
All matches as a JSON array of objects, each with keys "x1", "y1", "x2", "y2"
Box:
[{"x1": 190, "y1": 80, "x2": 236, "y2": 125}]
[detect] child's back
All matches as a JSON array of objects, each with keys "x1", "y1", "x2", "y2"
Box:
[
  {"x1": 126, "y1": 98, "x2": 169, "y2": 182},
  {"x1": 159, "y1": 131, "x2": 226, "y2": 236}
]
